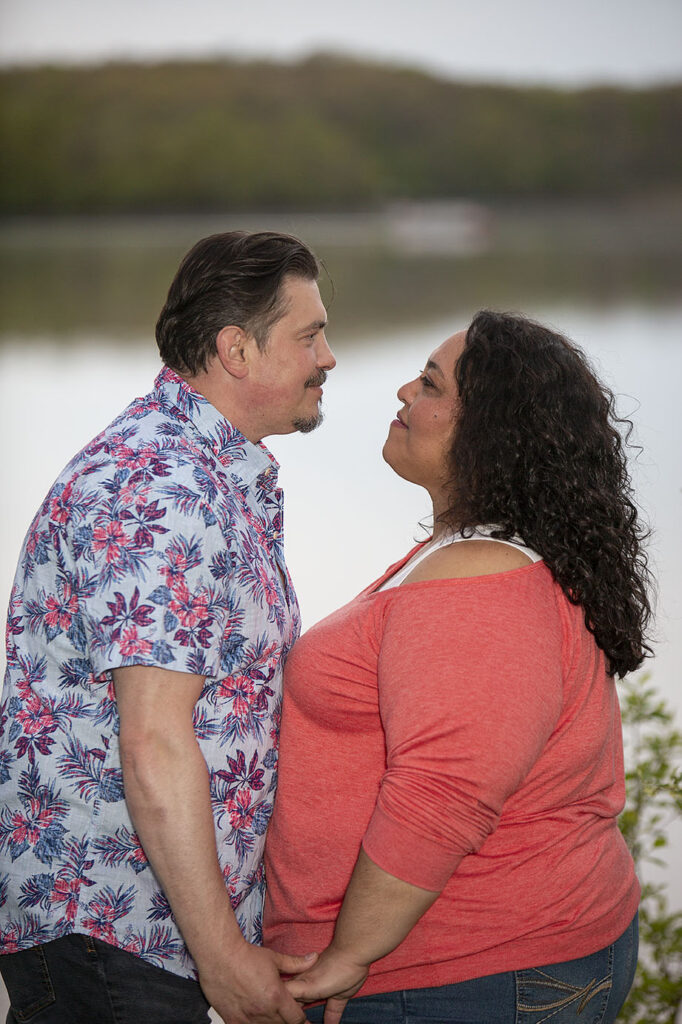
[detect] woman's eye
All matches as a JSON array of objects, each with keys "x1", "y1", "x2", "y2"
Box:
[{"x1": 419, "y1": 374, "x2": 434, "y2": 388}]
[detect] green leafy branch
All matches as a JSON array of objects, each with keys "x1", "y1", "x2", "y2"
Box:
[{"x1": 618, "y1": 674, "x2": 682, "y2": 1023}]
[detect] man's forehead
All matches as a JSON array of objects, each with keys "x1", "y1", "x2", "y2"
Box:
[{"x1": 278, "y1": 276, "x2": 326, "y2": 321}]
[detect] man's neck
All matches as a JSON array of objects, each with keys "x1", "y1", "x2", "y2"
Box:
[{"x1": 180, "y1": 369, "x2": 262, "y2": 444}]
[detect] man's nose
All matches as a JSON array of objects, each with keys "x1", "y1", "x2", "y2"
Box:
[{"x1": 317, "y1": 335, "x2": 336, "y2": 371}]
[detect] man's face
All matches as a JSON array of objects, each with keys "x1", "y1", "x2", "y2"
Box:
[{"x1": 247, "y1": 275, "x2": 336, "y2": 438}]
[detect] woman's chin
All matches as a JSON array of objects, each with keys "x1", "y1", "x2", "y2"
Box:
[{"x1": 381, "y1": 437, "x2": 394, "y2": 466}]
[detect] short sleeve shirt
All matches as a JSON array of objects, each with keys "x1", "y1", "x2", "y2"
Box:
[{"x1": 0, "y1": 366, "x2": 300, "y2": 978}]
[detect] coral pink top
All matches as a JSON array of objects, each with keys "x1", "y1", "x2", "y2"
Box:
[{"x1": 263, "y1": 546, "x2": 639, "y2": 996}]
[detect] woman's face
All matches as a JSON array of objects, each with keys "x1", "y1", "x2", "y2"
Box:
[{"x1": 382, "y1": 330, "x2": 466, "y2": 501}]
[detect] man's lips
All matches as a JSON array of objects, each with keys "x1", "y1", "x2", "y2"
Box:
[{"x1": 393, "y1": 413, "x2": 408, "y2": 428}]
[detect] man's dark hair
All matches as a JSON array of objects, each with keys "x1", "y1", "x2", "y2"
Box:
[{"x1": 156, "y1": 231, "x2": 320, "y2": 375}]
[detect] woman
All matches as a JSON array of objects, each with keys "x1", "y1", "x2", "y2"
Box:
[{"x1": 263, "y1": 311, "x2": 650, "y2": 1024}]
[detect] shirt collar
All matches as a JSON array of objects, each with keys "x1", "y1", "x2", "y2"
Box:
[{"x1": 153, "y1": 365, "x2": 279, "y2": 488}]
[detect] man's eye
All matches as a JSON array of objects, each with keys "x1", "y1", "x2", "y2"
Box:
[{"x1": 419, "y1": 374, "x2": 434, "y2": 388}]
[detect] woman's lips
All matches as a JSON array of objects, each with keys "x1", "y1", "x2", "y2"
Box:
[{"x1": 392, "y1": 416, "x2": 408, "y2": 429}]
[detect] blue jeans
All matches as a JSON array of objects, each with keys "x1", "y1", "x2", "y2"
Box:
[
  {"x1": 0, "y1": 933, "x2": 210, "y2": 1023},
  {"x1": 305, "y1": 914, "x2": 638, "y2": 1024}
]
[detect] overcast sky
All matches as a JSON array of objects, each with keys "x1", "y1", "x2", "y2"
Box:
[{"x1": 1, "y1": 0, "x2": 681, "y2": 85}]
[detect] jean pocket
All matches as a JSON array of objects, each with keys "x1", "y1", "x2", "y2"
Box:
[
  {"x1": 0, "y1": 945, "x2": 56, "y2": 1021},
  {"x1": 515, "y1": 946, "x2": 613, "y2": 1024}
]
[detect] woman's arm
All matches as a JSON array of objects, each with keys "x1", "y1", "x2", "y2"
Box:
[{"x1": 286, "y1": 848, "x2": 438, "y2": 1023}]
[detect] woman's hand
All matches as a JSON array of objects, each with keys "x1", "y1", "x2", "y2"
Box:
[{"x1": 285, "y1": 946, "x2": 369, "y2": 1024}]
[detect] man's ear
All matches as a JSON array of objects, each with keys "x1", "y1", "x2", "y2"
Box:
[{"x1": 215, "y1": 325, "x2": 251, "y2": 380}]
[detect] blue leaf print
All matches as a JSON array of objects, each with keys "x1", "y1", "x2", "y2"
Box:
[
  {"x1": 0, "y1": 750, "x2": 12, "y2": 785},
  {"x1": 99, "y1": 769, "x2": 125, "y2": 804},
  {"x1": 151, "y1": 640, "x2": 175, "y2": 665},
  {"x1": 262, "y1": 749, "x2": 278, "y2": 770},
  {"x1": 34, "y1": 824, "x2": 68, "y2": 866},
  {"x1": 59, "y1": 659, "x2": 92, "y2": 689},
  {"x1": 251, "y1": 803, "x2": 272, "y2": 836},
  {"x1": 209, "y1": 550, "x2": 233, "y2": 581},
  {"x1": 72, "y1": 525, "x2": 93, "y2": 561},
  {"x1": 67, "y1": 616, "x2": 88, "y2": 654},
  {"x1": 148, "y1": 889, "x2": 174, "y2": 921},
  {"x1": 18, "y1": 873, "x2": 55, "y2": 910},
  {"x1": 163, "y1": 611, "x2": 178, "y2": 632},
  {"x1": 10, "y1": 839, "x2": 29, "y2": 861},
  {"x1": 149, "y1": 585, "x2": 172, "y2": 605}
]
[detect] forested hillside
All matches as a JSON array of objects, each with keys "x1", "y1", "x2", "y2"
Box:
[{"x1": 1, "y1": 55, "x2": 680, "y2": 213}]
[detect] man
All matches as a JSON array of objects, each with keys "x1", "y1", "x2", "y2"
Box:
[{"x1": 0, "y1": 231, "x2": 335, "y2": 1023}]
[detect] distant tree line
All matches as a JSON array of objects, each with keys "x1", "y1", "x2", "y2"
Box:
[{"x1": 1, "y1": 55, "x2": 680, "y2": 214}]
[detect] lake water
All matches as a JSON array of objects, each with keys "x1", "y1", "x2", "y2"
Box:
[{"x1": 0, "y1": 209, "x2": 681, "y2": 1015}]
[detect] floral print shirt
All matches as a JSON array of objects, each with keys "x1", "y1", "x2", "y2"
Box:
[{"x1": 0, "y1": 366, "x2": 300, "y2": 978}]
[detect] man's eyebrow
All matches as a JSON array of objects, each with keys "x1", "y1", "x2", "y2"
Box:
[
  {"x1": 425, "y1": 359, "x2": 444, "y2": 376},
  {"x1": 300, "y1": 319, "x2": 327, "y2": 332}
]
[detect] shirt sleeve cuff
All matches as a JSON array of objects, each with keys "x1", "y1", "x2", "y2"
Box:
[{"x1": 362, "y1": 803, "x2": 465, "y2": 892}]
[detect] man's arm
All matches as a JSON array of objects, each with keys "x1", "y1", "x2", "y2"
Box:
[{"x1": 114, "y1": 664, "x2": 313, "y2": 1024}]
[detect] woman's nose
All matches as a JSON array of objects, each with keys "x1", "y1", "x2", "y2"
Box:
[{"x1": 397, "y1": 378, "x2": 417, "y2": 404}]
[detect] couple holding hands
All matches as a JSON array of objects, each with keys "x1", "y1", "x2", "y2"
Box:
[{"x1": 0, "y1": 231, "x2": 648, "y2": 1024}]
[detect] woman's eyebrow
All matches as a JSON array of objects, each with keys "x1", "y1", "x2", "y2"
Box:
[{"x1": 425, "y1": 359, "x2": 444, "y2": 376}]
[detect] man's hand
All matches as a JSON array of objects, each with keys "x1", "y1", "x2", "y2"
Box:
[
  {"x1": 200, "y1": 942, "x2": 316, "y2": 1024},
  {"x1": 285, "y1": 946, "x2": 368, "y2": 1024}
]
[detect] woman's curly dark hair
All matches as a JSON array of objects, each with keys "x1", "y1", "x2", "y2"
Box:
[{"x1": 444, "y1": 310, "x2": 653, "y2": 678}]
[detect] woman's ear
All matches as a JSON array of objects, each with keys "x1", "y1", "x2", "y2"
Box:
[{"x1": 215, "y1": 325, "x2": 251, "y2": 380}]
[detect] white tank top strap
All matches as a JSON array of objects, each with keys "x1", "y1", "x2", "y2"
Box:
[{"x1": 378, "y1": 525, "x2": 542, "y2": 591}]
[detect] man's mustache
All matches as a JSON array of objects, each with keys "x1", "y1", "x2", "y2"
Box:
[{"x1": 305, "y1": 370, "x2": 328, "y2": 388}]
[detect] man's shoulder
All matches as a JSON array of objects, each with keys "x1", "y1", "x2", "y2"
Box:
[
  {"x1": 33, "y1": 391, "x2": 233, "y2": 532},
  {"x1": 64, "y1": 392, "x2": 213, "y2": 483}
]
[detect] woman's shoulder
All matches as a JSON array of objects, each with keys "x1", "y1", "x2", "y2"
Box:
[{"x1": 400, "y1": 538, "x2": 536, "y2": 586}]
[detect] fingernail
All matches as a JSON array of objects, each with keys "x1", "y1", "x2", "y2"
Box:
[{"x1": 304, "y1": 952, "x2": 316, "y2": 959}]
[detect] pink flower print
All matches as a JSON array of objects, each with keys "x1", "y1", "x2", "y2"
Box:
[
  {"x1": 50, "y1": 481, "x2": 74, "y2": 525},
  {"x1": 118, "y1": 482, "x2": 151, "y2": 507},
  {"x1": 168, "y1": 582, "x2": 209, "y2": 629},
  {"x1": 218, "y1": 676, "x2": 255, "y2": 719},
  {"x1": 111, "y1": 441, "x2": 136, "y2": 463},
  {"x1": 51, "y1": 877, "x2": 82, "y2": 923},
  {"x1": 92, "y1": 521, "x2": 130, "y2": 563},
  {"x1": 16, "y1": 695, "x2": 56, "y2": 738},
  {"x1": 118, "y1": 626, "x2": 152, "y2": 658},
  {"x1": 82, "y1": 886, "x2": 135, "y2": 943},
  {"x1": 227, "y1": 789, "x2": 255, "y2": 832},
  {"x1": 44, "y1": 581, "x2": 79, "y2": 631},
  {"x1": 9, "y1": 800, "x2": 55, "y2": 847},
  {"x1": 222, "y1": 866, "x2": 242, "y2": 909},
  {"x1": 255, "y1": 562, "x2": 279, "y2": 607},
  {"x1": 162, "y1": 547, "x2": 191, "y2": 588},
  {"x1": 82, "y1": 897, "x2": 117, "y2": 942},
  {"x1": 0, "y1": 925, "x2": 20, "y2": 953}
]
